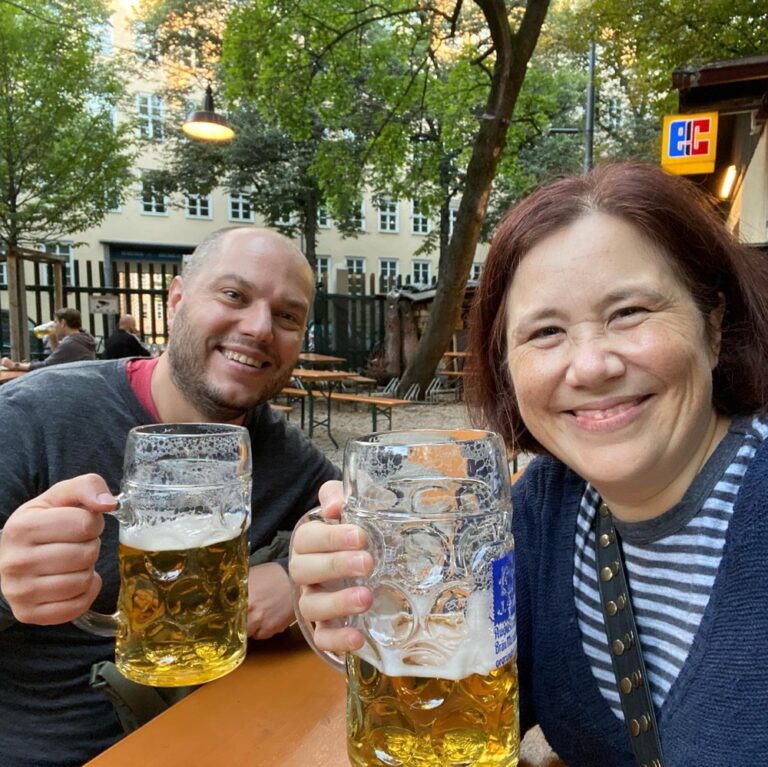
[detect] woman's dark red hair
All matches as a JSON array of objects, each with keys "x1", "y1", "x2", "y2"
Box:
[{"x1": 466, "y1": 161, "x2": 768, "y2": 454}]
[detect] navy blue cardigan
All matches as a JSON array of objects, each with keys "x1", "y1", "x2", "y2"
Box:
[{"x1": 513, "y1": 441, "x2": 768, "y2": 767}]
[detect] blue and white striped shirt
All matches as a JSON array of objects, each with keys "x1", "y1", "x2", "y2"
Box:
[{"x1": 573, "y1": 415, "x2": 768, "y2": 718}]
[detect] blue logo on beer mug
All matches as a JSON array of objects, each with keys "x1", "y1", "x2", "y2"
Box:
[{"x1": 492, "y1": 550, "x2": 516, "y2": 667}]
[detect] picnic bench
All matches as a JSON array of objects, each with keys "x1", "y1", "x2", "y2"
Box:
[
  {"x1": 322, "y1": 391, "x2": 412, "y2": 431},
  {"x1": 279, "y1": 387, "x2": 308, "y2": 428},
  {"x1": 277, "y1": 387, "x2": 411, "y2": 433},
  {"x1": 269, "y1": 403, "x2": 292, "y2": 420}
]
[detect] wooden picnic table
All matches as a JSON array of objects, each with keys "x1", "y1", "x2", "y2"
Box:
[
  {"x1": 83, "y1": 627, "x2": 565, "y2": 767},
  {"x1": 291, "y1": 368, "x2": 351, "y2": 447},
  {"x1": 297, "y1": 352, "x2": 346, "y2": 367},
  {"x1": 0, "y1": 369, "x2": 26, "y2": 385}
]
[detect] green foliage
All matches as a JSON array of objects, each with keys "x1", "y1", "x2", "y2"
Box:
[
  {"x1": 0, "y1": 0, "x2": 135, "y2": 248},
  {"x1": 559, "y1": 0, "x2": 768, "y2": 133}
]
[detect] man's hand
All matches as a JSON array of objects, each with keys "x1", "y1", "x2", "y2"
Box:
[
  {"x1": 0, "y1": 474, "x2": 116, "y2": 625},
  {"x1": 246, "y1": 561, "x2": 296, "y2": 640}
]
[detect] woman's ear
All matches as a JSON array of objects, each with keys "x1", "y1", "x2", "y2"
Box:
[{"x1": 707, "y1": 292, "x2": 726, "y2": 367}]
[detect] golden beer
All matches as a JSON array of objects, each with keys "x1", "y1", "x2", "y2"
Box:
[
  {"x1": 33, "y1": 321, "x2": 55, "y2": 339},
  {"x1": 115, "y1": 523, "x2": 248, "y2": 686},
  {"x1": 347, "y1": 654, "x2": 519, "y2": 767}
]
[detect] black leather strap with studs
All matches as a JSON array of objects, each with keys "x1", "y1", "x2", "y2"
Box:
[{"x1": 595, "y1": 502, "x2": 665, "y2": 767}]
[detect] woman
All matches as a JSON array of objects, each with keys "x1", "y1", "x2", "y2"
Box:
[{"x1": 290, "y1": 163, "x2": 768, "y2": 766}]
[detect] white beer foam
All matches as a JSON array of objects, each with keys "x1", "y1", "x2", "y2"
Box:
[
  {"x1": 120, "y1": 515, "x2": 242, "y2": 551},
  {"x1": 354, "y1": 591, "x2": 510, "y2": 680}
]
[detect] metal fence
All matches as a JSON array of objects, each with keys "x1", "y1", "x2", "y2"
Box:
[
  {"x1": 2, "y1": 261, "x2": 419, "y2": 370},
  {"x1": 0, "y1": 259, "x2": 180, "y2": 350},
  {"x1": 309, "y1": 272, "x2": 390, "y2": 371}
]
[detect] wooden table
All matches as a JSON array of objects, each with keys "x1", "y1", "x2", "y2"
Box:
[
  {"x1": 0, "y1": 369, "x2": 26, "y2": 385},
  {"x1": 297, "y1": 352, "x2": 346, "y2": 368},
  {"x1": 291, "y1": 368, "x2": 352, "y2": 447},
  {"x1": 84, "y1": 629, "x2": 565, "y2": 767}
]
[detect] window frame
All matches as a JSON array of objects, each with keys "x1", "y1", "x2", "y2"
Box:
[
  {"x1": 135, "y1": 92, "x2": 165, "y2": 141},
  {"x1": 228, "y1": 192, "x2": 254, "y2": 222},
  {"x1": 185, "y1": 192, "x2": 213, "y2": 220},
  {"x1": 377, "y1": 198, "x2": 399, "y2": 233}
]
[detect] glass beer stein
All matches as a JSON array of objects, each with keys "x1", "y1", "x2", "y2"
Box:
[
  {"x1": 74, "y1": 423, "x2": 252, "y2": 687},
  {"x1": 295, "y1": 429, "x2": 519, "y2": 767}
]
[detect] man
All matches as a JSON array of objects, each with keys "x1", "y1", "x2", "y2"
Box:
[
  {"x1": 104, "y1": 314, "x2": 151, "y2": 359},
  {"x1": 1, "y1": 307, "x2": 96, "y2": 370},
  {"x1": 0, "y1": 228, "x2": 340, "y2": 766}
]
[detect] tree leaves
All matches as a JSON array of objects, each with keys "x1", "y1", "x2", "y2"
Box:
[{"x1": 0, "y1": 0, "x2": 134, "y2": 247}]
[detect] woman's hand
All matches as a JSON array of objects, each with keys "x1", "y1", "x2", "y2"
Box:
[{"x1": 289, "y1": 480, "x2": 374, "y2": 653}]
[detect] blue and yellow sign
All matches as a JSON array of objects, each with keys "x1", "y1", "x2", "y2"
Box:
[{"x1": 661, "y1": 112, "x2": 718, "y2": 175}]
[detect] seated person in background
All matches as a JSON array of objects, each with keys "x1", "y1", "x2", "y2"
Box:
[
  {"x1": 104, "y1": 313, "x2": 151, "y2": 359},
  {"x1": 0, "y1": 227, "x2": 340, "y2": 766},
  {"x1": 1, "y1": 307, "x2": 96, "y2": 371}
]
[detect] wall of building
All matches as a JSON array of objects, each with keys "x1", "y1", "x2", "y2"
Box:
[
  {"x1": 733, "y1": 125, "x2": 768, "y2": 244},
  {"x1": 63, "y1": 1, "x2": 488, "y2": 303}
]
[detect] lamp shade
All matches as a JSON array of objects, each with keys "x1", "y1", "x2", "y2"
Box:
[{"x1": 182, "y1": 85, "x2": 235, "y2": 142}]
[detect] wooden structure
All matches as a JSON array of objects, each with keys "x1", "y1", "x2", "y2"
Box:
[{"x1": 3, "y1": 245, "x2": 67, "y2": 360}]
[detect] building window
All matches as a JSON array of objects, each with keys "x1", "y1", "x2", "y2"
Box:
[
  {"x1": 346, "y1": 199, "x2": 365, "y2": 231},
  {"x1": 0, "y1": 262, "x2": 6, "y2": 286},
  {"x1": 471, "y1": 262, "x2": 483, "y2": 281},
  {"x1": 380, "y1": 259, "x2": 399, "y2": 279},
  {"x1": 412, "y1": 260, "x2": 431, "y2": 285},
  {"x1": 377, "y1": 198, "x2": 399, "y2": 233},
  {"x1": 380, "y1": 259, "x2": 399, "y2": 290},
  {"x1": 316, "y1": 255, "x2": 331, "y2": 289},
  {"x1": 45, "y1": 242, "x2": 75, "y2": 285},
  {"x1": 228, "y1": 192, "x2": 253, "y2": 222},
  {"x1": 448, "y1": 206, "x2": 459, "y2": 237},
  {"x1": 275, "y1": 211, "x2": 294, "y2": 226},
  {"x1": 105, "y1": 188, "x2": 121, "y2": 213},
  {"x1": 185, "y1": 193, "x2": 212, "y2": 219},
  {"x1": 346, "y1": 257, "x2": 365, "y2": 276},
  {"x1": 317, "y1": 208, "x2": 331, "y2": 229},
  {"x1": 411, "y1": 199, "x2": 431, "y2": 235},
  {"x1": 346, "y1": 257, "x2": 365, "y2": 295},
  {"x1": 91, "y1": 21, "x2": 113, "y2": 56},
  {"x1": 136, "y1": 93, "x2": 165, "y2": 140},
  {"x1": 140, "y1": 175, "x2": 168, "y2": 215}
]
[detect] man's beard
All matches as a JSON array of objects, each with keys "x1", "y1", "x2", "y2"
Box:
[{"x1": 167, "y1": 305, "x2": 294, "y2": 421}]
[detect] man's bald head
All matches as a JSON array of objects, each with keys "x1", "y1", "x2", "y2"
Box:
[
  {"x1": 118, "y1": 314, "x2": 138, "y2": 332},
  {"x1": 182, "y1": 227, "x2": 312, "y2": 299}
]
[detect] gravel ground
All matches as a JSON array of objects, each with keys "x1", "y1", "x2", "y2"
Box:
[
  {"x1": 301, "y1": 398, "x2": 532, "y2": 472},
  {"x1": 304, "y1": 399, "x2": 475, "y2": 468}
]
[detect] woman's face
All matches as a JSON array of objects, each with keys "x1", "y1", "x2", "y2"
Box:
[{"x1": 504, "y1": 212, "x2": 724, "y2": 513}]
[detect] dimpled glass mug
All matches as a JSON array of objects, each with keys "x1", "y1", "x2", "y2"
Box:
[
  {"x1": 74, "y1": 423, "x2": 252, "y2": 687},
  {"x1": 293, "y1": 429, "x2": 519, "y2": 767}
]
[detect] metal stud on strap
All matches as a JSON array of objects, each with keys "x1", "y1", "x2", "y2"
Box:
[{"x1": 595, "y1": 503, "x2": 665, "y2": 766}]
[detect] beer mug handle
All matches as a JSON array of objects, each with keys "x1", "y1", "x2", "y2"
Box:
[
  {"x1": 289, "y1": 508, "x2": 347, "y2": 674},
  {"x1": 72, "y1": 494, "x2": 132, "y2": 638}
]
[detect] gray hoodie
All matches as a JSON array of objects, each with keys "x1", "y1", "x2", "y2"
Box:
[{"x1": 29, "y1": 331, "x2": 97, "y2": 369}]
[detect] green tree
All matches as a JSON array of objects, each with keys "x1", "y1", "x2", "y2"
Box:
[
  {"x1": 137, "y1": 0, "x2": 369, "y2": 269},
  {"x1": 558, "y1": 0, "x2": 768, "y2": 157},
  {"x1": 224, "y1": 0, "x2": 551, "y2": 395},
  {"x1": 0, "y1": 0, "x2": 134, "y2": 357}
]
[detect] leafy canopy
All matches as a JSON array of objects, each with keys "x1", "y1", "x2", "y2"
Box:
[{"x1": 0, "y1": 0, "x2": 134, "y2": 248}]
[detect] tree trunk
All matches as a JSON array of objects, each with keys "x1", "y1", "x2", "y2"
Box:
[
  {"x1": 303, "y1": 179, "x2": 319, "y2": 270},
  {"x1": 396, "y1": 0, "x2": 551, "y2": 398},
  {"x1": 6, "y1": 241, "x2": 31, "y2": 361}
]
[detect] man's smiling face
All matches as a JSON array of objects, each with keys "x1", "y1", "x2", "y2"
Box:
[{"x1": 165, "y1": 229, "x2": 313, "y2": 422}]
